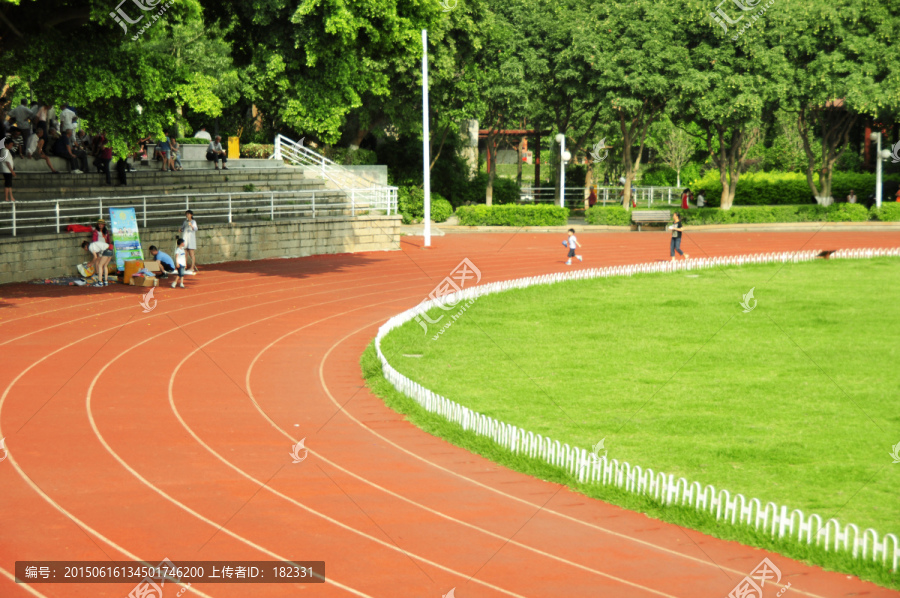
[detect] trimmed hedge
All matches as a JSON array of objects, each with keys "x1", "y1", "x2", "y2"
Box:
[
  {"x1": 870, "y1": 203, "x2": 900, "y2": 222},
  {"x1": 690, "y1": 171, "x2": 900, "y2": 207},
  {"x1": 398, "y1": 187, "x2": 452, "y2": 224},
  {"x1": 432, "y1": 198, "x2": 453, "y2": 223},
  {"x1": 456, "y1": 204, "x2": 569, "y2": 226},
  {"x1": 586, "y1": 204, "x2": 880, "y2": 226},
  {"x1": 675, "y1": 205, "x2": 867, "y2": 224},
  {"x1": 585, "y1": 205, "x2": 631, "y2": 226}
]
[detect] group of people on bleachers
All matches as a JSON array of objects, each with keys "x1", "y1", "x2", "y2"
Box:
[
  {"x1": 1, "y1": 98, "x2": 126, "y2": 184},
  {"x1": 135, "y1": 126, "x2": 228, "y2": 171}
]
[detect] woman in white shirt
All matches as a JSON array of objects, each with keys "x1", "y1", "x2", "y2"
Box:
[
  {"x1": 180, "y1": 209, "x2": 199, "y2": 273},
  {"x1": 1, "y1": 137, "x2": 16, "y2": 202}
]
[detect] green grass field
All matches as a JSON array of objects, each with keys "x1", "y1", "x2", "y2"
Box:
[{"x1": 378, "y1": 258, "x2": 900, "y2": 539}]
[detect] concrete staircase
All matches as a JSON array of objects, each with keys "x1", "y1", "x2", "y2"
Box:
[{"x1": 2, "y1": 158, "x2": 357, "y2": 236}]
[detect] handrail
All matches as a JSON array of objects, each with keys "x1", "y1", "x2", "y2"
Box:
[
  {"x1": 0, "y1": 188, "x2": 398, "y2": 237},
  {"x1": 273, "y1": 134, "x2": 380, "y2": 189},
  {"x1": 521, "y1": 186, "x2": 683, "y2": 208}
]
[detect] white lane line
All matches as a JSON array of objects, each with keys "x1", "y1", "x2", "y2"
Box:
[
  {"x1": 245, "y1": 310, "x2": 683, "y2": 597},
  {"x1": 0, "y1": 280, "x2": 431, "y2": 598},
  {"x1": 317, "y1": 321, "x2": 828, "y2": 598},
  {"x1": 0, "y1": 565, "x2": 50, "y2": 598}
]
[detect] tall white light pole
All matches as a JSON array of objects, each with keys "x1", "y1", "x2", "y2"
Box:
[
  {"x1": 870, "y1": 131, "x2": 892, "y2": 209},
  {"x1": 422, "y1": 29, "x2": 431, "y2": 247},
  {"x1": 555, "y1": 133, "x2": 570, "y2": 208}
]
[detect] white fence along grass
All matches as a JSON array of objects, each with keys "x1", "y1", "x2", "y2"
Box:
[{"x1": 374, "y1": 247, "x2": 900, "y2": 570}]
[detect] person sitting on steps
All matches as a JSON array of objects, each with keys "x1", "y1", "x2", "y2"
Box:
[{"x1": 206, "y1": 135, "x2": 228, "y2": 170}]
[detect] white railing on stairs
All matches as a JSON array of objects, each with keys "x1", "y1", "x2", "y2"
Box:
[
  {"x1": 272, "y1": 134, "x2": 396, "y2": 215},
  {"x1": 375, "y1": 248, "x2": 900, "y2": 570}
]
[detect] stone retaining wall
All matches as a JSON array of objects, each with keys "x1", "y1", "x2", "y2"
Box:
[{"x1": 0, "y1": 214, "x2": 401, "y2": 285}]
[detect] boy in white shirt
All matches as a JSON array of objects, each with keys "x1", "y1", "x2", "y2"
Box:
[
  {"x1": 171, "y1": 238, "x2": 187, "y2": 288},
  {"x1": 564, "y1": 228, "x2": 583, "y2": 265}
]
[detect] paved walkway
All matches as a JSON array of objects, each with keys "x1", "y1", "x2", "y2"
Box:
[{"x1": 0, "y1": 230, "x2": 898, "y2": 597}]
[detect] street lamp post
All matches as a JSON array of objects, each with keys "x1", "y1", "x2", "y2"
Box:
[
  {"x1": 555, "y1": 133, "x2": 571, "y2": 208},
  {"x1": 422, "y1": 29, "x2": 431, "y2": 247},
  {"x1": 870, "y1": 131, "x2": 892, "y2": 209}
]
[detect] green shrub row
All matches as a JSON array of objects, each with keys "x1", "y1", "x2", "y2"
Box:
[
  {"x1": 398, "y1": 186, "x2": 452, "y2": 224},
  {"x1": 241, "y1": 143, "x2": 274, "y2": 159},
  {"x1": 870, "y1": 203, "x2": 900, "y2": 222},
  {"x1": 456, "y1": 204, "x2": 569, "y2": 226},
  {"x1": 586, "y1": 203, "x2": 900, "y2": 226},
  {"x1": 688, "y1": 171, "x2": 900, "y2": 207},
  {"x1": 585, "y1": 205, "x2": 631, "y2": 225}
]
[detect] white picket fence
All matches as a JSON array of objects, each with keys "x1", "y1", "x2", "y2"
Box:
[{"x1": 374, "y1": 247, "x2": 900, "y2": 570}]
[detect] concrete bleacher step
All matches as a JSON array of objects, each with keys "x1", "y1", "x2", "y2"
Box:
[
  {"x1": 14, "y1": 168, "x2": 312, "y2": 187},
  {"x1": 14, "y1": 157, "x2": 286, "y2": 174},
  {"x1": 10, "y1": 164, "x2": 336, "y2": 203}
]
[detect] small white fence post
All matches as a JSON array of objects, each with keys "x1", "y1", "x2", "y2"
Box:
[
  {"x1": 321, "y1": 154, "x2": 326, "y2": 179},
  {"x1": 99, "y1": 198, "x2": 103, "y2": 220},
  {"x1": 351, "y1": 190, "x2": 356, "y2": 217},
  {"x1": 142, "y1": 196, "x2": 147, "y2": 227},
  {"x1": 228, "y1": 193, "x2": 232, "y2": 224},
  {"x1": 11, "y1": 201, "x2": 16, "y2": 236},
  {"x1": 668, "y1": 188, "x2": 672, "y2": 204},
  {"x1": 270, "y1": 192, "x2": 275, "y2": 220},
  {"x1": 312, "y1": 192, "x2": 316, "y2": 218},
  {"x1": 186, "y1": 196, "x2": 189, "y2": 210},
  {"x1": 273, "y1": 135, "x2": 281, "y2": 160},
  {"x1": 55, "y1": 202, "x2": 60, "y2": 233}
]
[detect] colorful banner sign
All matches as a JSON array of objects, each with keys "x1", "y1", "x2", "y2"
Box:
[{"x1": 109, "y1": 207, "x2": 144, "y2": 270}]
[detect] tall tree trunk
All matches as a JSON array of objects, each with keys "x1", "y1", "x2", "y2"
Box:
[
  {"x1": 706, "y1": 123, "x2": 760, "y2": 210},
  {"x1": 485, "y1": 132, "x2": 497, "y2": 206},
  {"x1": 676, "y1": 168, "x2": 681, "y2": 189},
  {"x1": 618, "y1": 107, "x2": 652, "y2": 210},
  {"x1": 797, "y1": 106, "x2": 856, "y2": 206}
]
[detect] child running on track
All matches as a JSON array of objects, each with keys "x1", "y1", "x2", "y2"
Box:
[
  {"x1": 171, "y1": 238, "x2": 187, "y2": 289},
  {"x1": 564, "y1": 228, "x2": 583, "y2": 265}
]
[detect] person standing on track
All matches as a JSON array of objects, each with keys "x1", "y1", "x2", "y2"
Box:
[
  {"x1": 667, "y1": 212, "x2": 689, "y2": 262},
  {"x1": 180, "y1": 209, "x2": 199, "y2": 273},
  {"x1": 89, "y1": 219, "x2": 113, "y2": 286},
  {"x1": 171, "y1": 238, "x2": 187, "y2": 289}
]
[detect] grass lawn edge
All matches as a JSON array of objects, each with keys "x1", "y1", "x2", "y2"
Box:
[{"x1": 359, "y1": 342, "x2": 900, "y2": 590}]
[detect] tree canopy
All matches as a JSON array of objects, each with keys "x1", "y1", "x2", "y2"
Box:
[{"x1": 1, "y1": 0, "x2": 898, "y2": 205}]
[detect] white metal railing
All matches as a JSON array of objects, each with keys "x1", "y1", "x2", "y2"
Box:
[
  {"x1": 272, "y1": 134, "x2": 388, "y2": 205},
  {"x1": 376, "y1": 247, "x2": 900, "y2": 571},
  {"x1": 521, "y1": 186, "x2": 682, "y2": 208},
  {"x1": 0, "y1": 189, "x2": 398, "y2": 237}
]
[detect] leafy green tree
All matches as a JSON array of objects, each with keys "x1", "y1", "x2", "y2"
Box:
[
  {"x1": 507, "y1": 0, "x2": 605, "y2": 204},
  {"x1": 781, "y1": 0, "x2": 900, "y2": 203},
  {"x1": 675, "y1": 0, "x2": 786, "y2": 210},
  {"x1": 591, "y1": 0, "x2": 690, "y2": 209},
  {"x1": 202, "y1": 0, "x2": 441, "y2": 144},
  {"x1": 657, "y1": 125, "x2": 696, "y2": 188},
  {"x1": 1, "y1": 0, "x2": 233, "y2": 158}
]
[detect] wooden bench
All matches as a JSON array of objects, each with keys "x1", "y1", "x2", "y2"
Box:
[{"x1": 632, "y1": 210, "x2": 671, "y2": 232}]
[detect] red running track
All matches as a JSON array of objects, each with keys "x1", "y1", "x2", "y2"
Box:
[{"x1": 1, "y1": 230, "x2": 899, "y2": 598}]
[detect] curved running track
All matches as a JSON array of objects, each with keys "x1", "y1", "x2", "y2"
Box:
[{"x1": 1, "y1": 230, "x2": 899, "y2": 598}]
